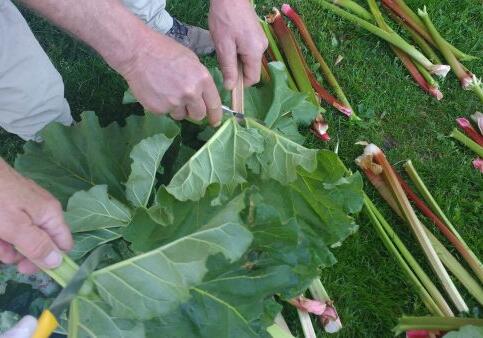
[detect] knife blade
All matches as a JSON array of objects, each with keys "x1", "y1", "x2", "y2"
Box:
[{"x1": 222, "y1": 105, "x2": 245, "y2": 121}]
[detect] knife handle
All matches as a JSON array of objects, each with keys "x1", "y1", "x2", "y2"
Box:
[{"x1": 31, "y1": 310, "x2": 58, "y2": 338}]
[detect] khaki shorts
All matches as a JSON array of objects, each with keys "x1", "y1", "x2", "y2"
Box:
[
  {"x1": 0, "y1": 0, "x2": 171, "y2": 141},
  {"x1": 0, "y1": 0, "x2": 72, "y2": 141}
]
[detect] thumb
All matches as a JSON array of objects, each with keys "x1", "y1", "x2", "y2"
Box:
[{"x1": 0, "y1": 316, "x2": 37, "y2": 338}]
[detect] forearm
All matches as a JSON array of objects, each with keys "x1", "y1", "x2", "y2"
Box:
[{"x1": 17, "y1": 0, "x2": 152, "y2": 72}]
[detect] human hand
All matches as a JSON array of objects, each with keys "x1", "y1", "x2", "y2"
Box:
[
  {"x1": 0, "y1": 160, "x2": 73, "y2": 274},
  {"x1": 119, "y1": 30, "x2": 222, "y2": 126},
  {"x1": 209, "y1": 0, "x2": 268, "y2": 89},
  {"x1": 0, "y1": 316, "x2": 37, "y2": 338}
]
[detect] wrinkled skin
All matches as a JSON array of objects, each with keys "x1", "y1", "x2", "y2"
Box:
[{"x1": 0, "y1": 160, "x2": 72, "y2": 274}]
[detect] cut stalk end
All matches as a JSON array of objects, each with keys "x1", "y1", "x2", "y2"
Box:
[
  {"x1": 428, "y1": 64, "x2": 450, "y2": 78},
  {"x1": 429, "y1": 86, "x2": 443, "y2": 100}
]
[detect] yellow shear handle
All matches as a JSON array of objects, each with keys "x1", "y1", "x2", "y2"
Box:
[{"x1": 31, "y1": 310, "x2": 58, "y2": 338}]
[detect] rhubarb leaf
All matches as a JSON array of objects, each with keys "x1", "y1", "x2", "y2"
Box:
[
  {"x1": 246, "y1": 120, "x2": 318, "y2": 183},
  {"x1": 293, "y1": 151, "x2": 362, "y2": 246},
  {"x1": 69, "y1": 229, "x2": 123, "y2": 260},
  {"x1": 65, "y1": 185, "x2": 132, "y2": 233},
  {"x1": 15, "y1": 112, "x2": 179, "y2": 205},
  {"x1": 245, "y1": 62, "x2": 319, "y2": 143},
  {"x1": 92, "y1": 223, "x2": 253, "y2": 320},
  {"x1": 68, "y1": 296, "x2": 145, "y2": 338},
  {"x1": 125, "y1": 134, "x2": 175, "y2": 207},
  {"x1": 166, "y1": 119, "x2": 264, "y2": 201},
  {"x1": 125, "y1": 186, "x2": 246, "y2": 252},
  {"x1": 444, "y1": 325, "x2": 483, "y2": 338}
]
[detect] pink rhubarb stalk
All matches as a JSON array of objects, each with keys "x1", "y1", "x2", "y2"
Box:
[
  {"x1": 289, "y1": 296, "x2": 327, "y2": 315},
  {"x1": 311, "y1": 114, "x2": 330, "y2": 141},
  {"x1": 473, "y1": 158, "x2": 483, "y2": 173},
  {"x1": 366, "y1": 0, "x2": 442, "y2": 100},
  {"x1": 381, "y1": 0, "x2": 475, "y2": 62},
  {"x1": 456, "y1": 118, "x2": 483, "y2": 146},
  {"x1": 418, "y1": 7, "x2": 483, "y2": 101},
  {"x1": 281, "y1": 4, "x2": 355, "y2": 118}
]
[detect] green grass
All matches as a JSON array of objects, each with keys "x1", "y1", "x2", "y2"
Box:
[{"x1": 2, "y1": 0, "x2": 482, "y2": 337}]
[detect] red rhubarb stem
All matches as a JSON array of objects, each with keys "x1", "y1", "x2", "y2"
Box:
[
  {"x1": 456, "y1": 118, "x2": 483, "y2": 146},
  {"x1": 396, "y1": 173, "x2": 483, "y2": 280},
  {"x1": 281, "y1": 4, "x2": 355, "y2": 118},
  {"x1": 306, "y1": 65, "x2": 352, "y2": 117}
]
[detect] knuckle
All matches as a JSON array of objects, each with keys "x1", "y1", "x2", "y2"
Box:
[
  {"x1": 45, "y1": 198, "x2": 63, "y2": 215},
  {"x1": 25, "y1": 233, "x2": 51, "y2": 260}
]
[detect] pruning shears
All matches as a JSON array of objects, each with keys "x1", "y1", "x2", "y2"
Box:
[{"x1": 31, "y1": 246, "x2": 108, "y2": 338}]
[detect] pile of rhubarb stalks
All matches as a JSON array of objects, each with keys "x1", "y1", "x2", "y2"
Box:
[
  {"x1": 257, "y1": 2, "x2": 482, "y2": 337},
  {"x1": 308, "y1": 0, "x2": 483, "y2": 102},
  {"x1": 259, "y1": 0, "x2": 482, "y2": 145},
  {"x1": 355, "y1": 143, "x2": 483, "y2": 337}
]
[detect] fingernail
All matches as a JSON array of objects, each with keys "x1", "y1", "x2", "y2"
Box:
[
  {"x1": 214, "y1": 120, "x2": 222, "y2": 128},
  {"x1": 44, "y1": 250, "x2": 62, "y2": 268}
]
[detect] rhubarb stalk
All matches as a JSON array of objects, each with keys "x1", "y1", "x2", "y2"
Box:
[
  {"x1": 360, "y1": 144, "x2": 468, "y2": 313},
  {"x1": 308, "y1": 279, "x2": 342, "y2": 333},
  {"x1": 333, "y1": 0, "x2": 373, "y2": 21},
  {"x1": 426, "y1": 229, "x2": 483, "y2": 305},
  {"x1": 418, "y1": 7, "x2": 483, "y2": 101},
  {"x1": 382, "y1": 0, "x2": 476, "y2": 62},
  {"x1": 450, "y1": 129, "x2": 483, "y2": 158},
  {"x1": 267, "y1": 8, "x2": 332, "y2": 141},
  {"x1": 297, "y1": 309, "x2": 317, "y2": 338},
  {"x1": 385, "y1": 8, "x2": 442, "y2": 64},
  {"x1": 281, "y1": 4, "x2": 356, "y2": 118},
  {"x1": 364, "y1": 197, "x2": 450, "y2": 316},
  {"x1": 268, "y1": 8, "x2": 349, "y2": 117},
  {"x1": 260, "y1": 19, "x2": 298, "y2": 90},
  {"x1": 309, "y1": 0, "x2": 450, "y2": 77},
  {"x1": 366, "y1": 0, "x2": 442, "y2": 99},
  {"x1": 397, "y1": 172, "x2": 483, "y2": 283},
  {"x1": 393, "y1": 316, "x2": 483, "y2": 336},
  {"x1": 456, "y1": 118, "x2": 483, "y2": 146},
  {"x1": 356, "y1": 160, "x2": 454, "y2": 316},
  {"x1": 403, "y1": 160, "x2": 483, "y2": 283}
]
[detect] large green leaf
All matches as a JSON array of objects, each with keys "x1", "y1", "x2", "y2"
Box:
[
  {"x1": 166, "y1": 119, "x2": 263, "y2": 201},
  {"x1": 92, "y1": 223, "x2": 253, "y2": 320},
  {"x1": 245, "y1": 62, "x2": 320, "y2": 144},
  {"x1": 68, "y1": 296, "x2": 144, "y2": 338},
  {"x1": 124, "y1": 186, "x2": 246, "y2": 252},
  {"x1": 125, "y1": 134, "x2": 175, "y2": 208},
  {"x1": 293, "y1": 151, "x2": 363, "y2": 246},
  {"x1": 65, "y1": 185, "x2": 132, "y2": 233},
  {"x1": 15, "y1": 112, "x2": 179, "y2": 205},
  {"x1": 166, "y1": 118, "x2": 317, "y2": 202},
  {"x1": 69, "y1": 229, "x2": 122, "y2": 260},
  {"x1": 246, "y1": 120, "x2": 318, "y2": 183}
]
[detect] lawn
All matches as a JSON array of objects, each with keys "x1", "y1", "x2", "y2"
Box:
[{"x1": 1, "y1": 0, "x2": 482, "y2": 337}]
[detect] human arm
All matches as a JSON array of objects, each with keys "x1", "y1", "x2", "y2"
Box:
[
  {"x1": 209, "y1": 0, "x2": 268, "y2": 89},
  {"x1": 17, "y1": 0, "x2": 222, "y2": 125},
  {"x1": 0, "y1": 159, "x2": 73, "y2": 274}
]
